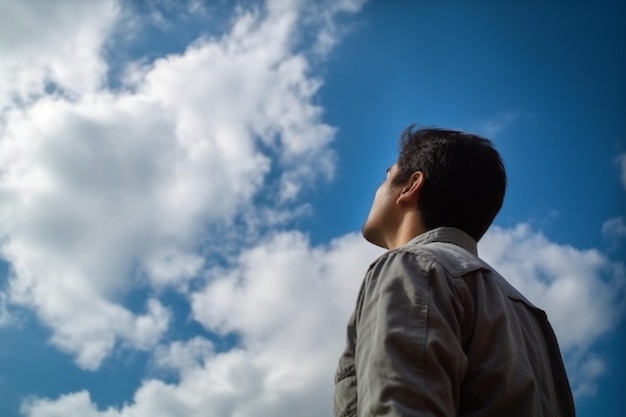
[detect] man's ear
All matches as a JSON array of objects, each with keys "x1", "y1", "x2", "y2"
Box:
[{"x1": 396, "y1": 171, "x2": 424, "y2": 206}]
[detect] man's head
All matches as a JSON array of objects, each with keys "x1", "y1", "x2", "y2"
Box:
[{"x1": 362, "y1": 125, "x2": 506, "y2": 248}]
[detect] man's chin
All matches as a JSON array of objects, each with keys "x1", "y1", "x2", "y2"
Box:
[{"x1": 361, "y1": 225, "x2": 387, "y2": 249}]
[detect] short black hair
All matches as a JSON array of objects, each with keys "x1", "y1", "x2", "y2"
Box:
[{"x1": 392, "y1": 125, "x2": 506, "y2": 241}]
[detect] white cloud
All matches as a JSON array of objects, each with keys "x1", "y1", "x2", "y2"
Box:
[
  {"x1": 21, "y1": 232, "x2": 383, "y2": 417},
  {"x1": 479, "y1": 224, "x2": 625, "y2": 396},
  {"x1": 475, "y1": 111, "x2": 540, "y2": 139},
  {"x1": 300, "y1": 0, "x2": 368, "y2": 55},
  {"x1": 566, "y1": 353, "x2": 608, "y2": 398},
  {"x1": 477, "y1": 111, "x2": 519, "y2": 137},
  {"x1": 192, "y1": 232, "x2": 382, "y2": 343},
  {"x1": 0, "y1": 0, "x2": 117, "y2": 108},
  {"x1": 7, "y1": 0, "x2": 623, "y2": 415},
  {"x1": 0, "y1": 0, "x2": 348, "y2": 370},
  {"x1": 21, "y1": 391, "x2": 113, "y2": 417},
  {"x1": 21, "y1": 223, "x2": 626, "y2": 415},
  {"x1": 153, "y1": 337, "x2": 214, "y2": 375},
  {"x1": 602, "y1": 217, "x2": 626, "y2": 247},
  {"x1": 0, "y1": 291, "x2": 19, "y2": 328},
  {"x1": 143, "y1": 248, "x2": 205, "y2": 288},
  {"x1": 480, "y1": 224, "x2": 625, "y2": 349}
]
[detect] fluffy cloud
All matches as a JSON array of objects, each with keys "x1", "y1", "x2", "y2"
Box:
[
  {"x1": 0, "y1": 0, "x2": 350, "y2": 370},
  {"x1": 0, "y1": 0, "x2": 116, "y2": 108},
  {"x1": 21, "y1": 224, "x2": 625, "y2": 416},
  {"x1": 479, "y1": 224, "x2": 625, "y2": 396},
  {"x1": 480, "y1": 224, "x2": 625, "y2": 349},
  {"x1": 602, "y1": 217, "x2": 626, "y2": 247},
  {"x1": 0, "y1": 291, "x2": 17, "y2": 328},
  {"x1": 477, "y1": 112, "x2": 519, "y2": 137},
  {"x1": 5, "y1": 0, "x2": 623, "y2": 415},
  {"x1": 22, "y1": 232, "x2": 383, "y2": 417}
]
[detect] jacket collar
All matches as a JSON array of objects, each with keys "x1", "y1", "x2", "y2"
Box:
[{"x1": 404, "y1": 227, "x2": 478, "y2": 255}]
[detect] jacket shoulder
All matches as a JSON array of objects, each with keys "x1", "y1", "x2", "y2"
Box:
[
  {"x1": 398, "y1": 241, "x2": 540, "y2": 310},
  {"x1": 400, "y1": 241, "x2": 485, "y2": 277}
]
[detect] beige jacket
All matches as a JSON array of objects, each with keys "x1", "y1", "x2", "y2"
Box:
[{"x1": 334, "y1": 227, "x2": 575, "y2": 417}]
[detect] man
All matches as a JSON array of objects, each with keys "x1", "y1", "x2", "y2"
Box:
[{"x1": 333, "y1": 126, "x2": 575, "y2": 417}]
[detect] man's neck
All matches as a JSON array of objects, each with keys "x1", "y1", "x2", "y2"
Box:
[{"x1": 385, "y1": 212, "x2": 425, "y2": 250}]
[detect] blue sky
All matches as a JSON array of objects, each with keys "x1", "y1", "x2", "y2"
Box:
[{"x1": 0, "y1": 1, "x2": 624, "y2": 416}]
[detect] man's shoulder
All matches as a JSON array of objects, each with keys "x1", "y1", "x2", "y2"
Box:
[
  {"x1": 379, "y1": 238, "x2": 537, "y2": 307},
  {"x1": 362, "y1": 240, "x2": 485, "y2": 289},
  {"x1": 400, "y1": 239, "x2": 487, "y2": 278}
]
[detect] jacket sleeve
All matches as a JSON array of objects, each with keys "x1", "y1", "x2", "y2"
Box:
[{"x1": 354, "y1": 250, "x2": 469, "y2": 416}]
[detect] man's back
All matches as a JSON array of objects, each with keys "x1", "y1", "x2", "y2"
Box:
[{"x1": 334, "y1": 227, "x2": 575, "y2": 416}]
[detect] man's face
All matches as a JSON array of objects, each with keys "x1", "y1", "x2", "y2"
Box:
[{"x1": 361, "y1": 163, "x2": 404, "y2": 249}]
